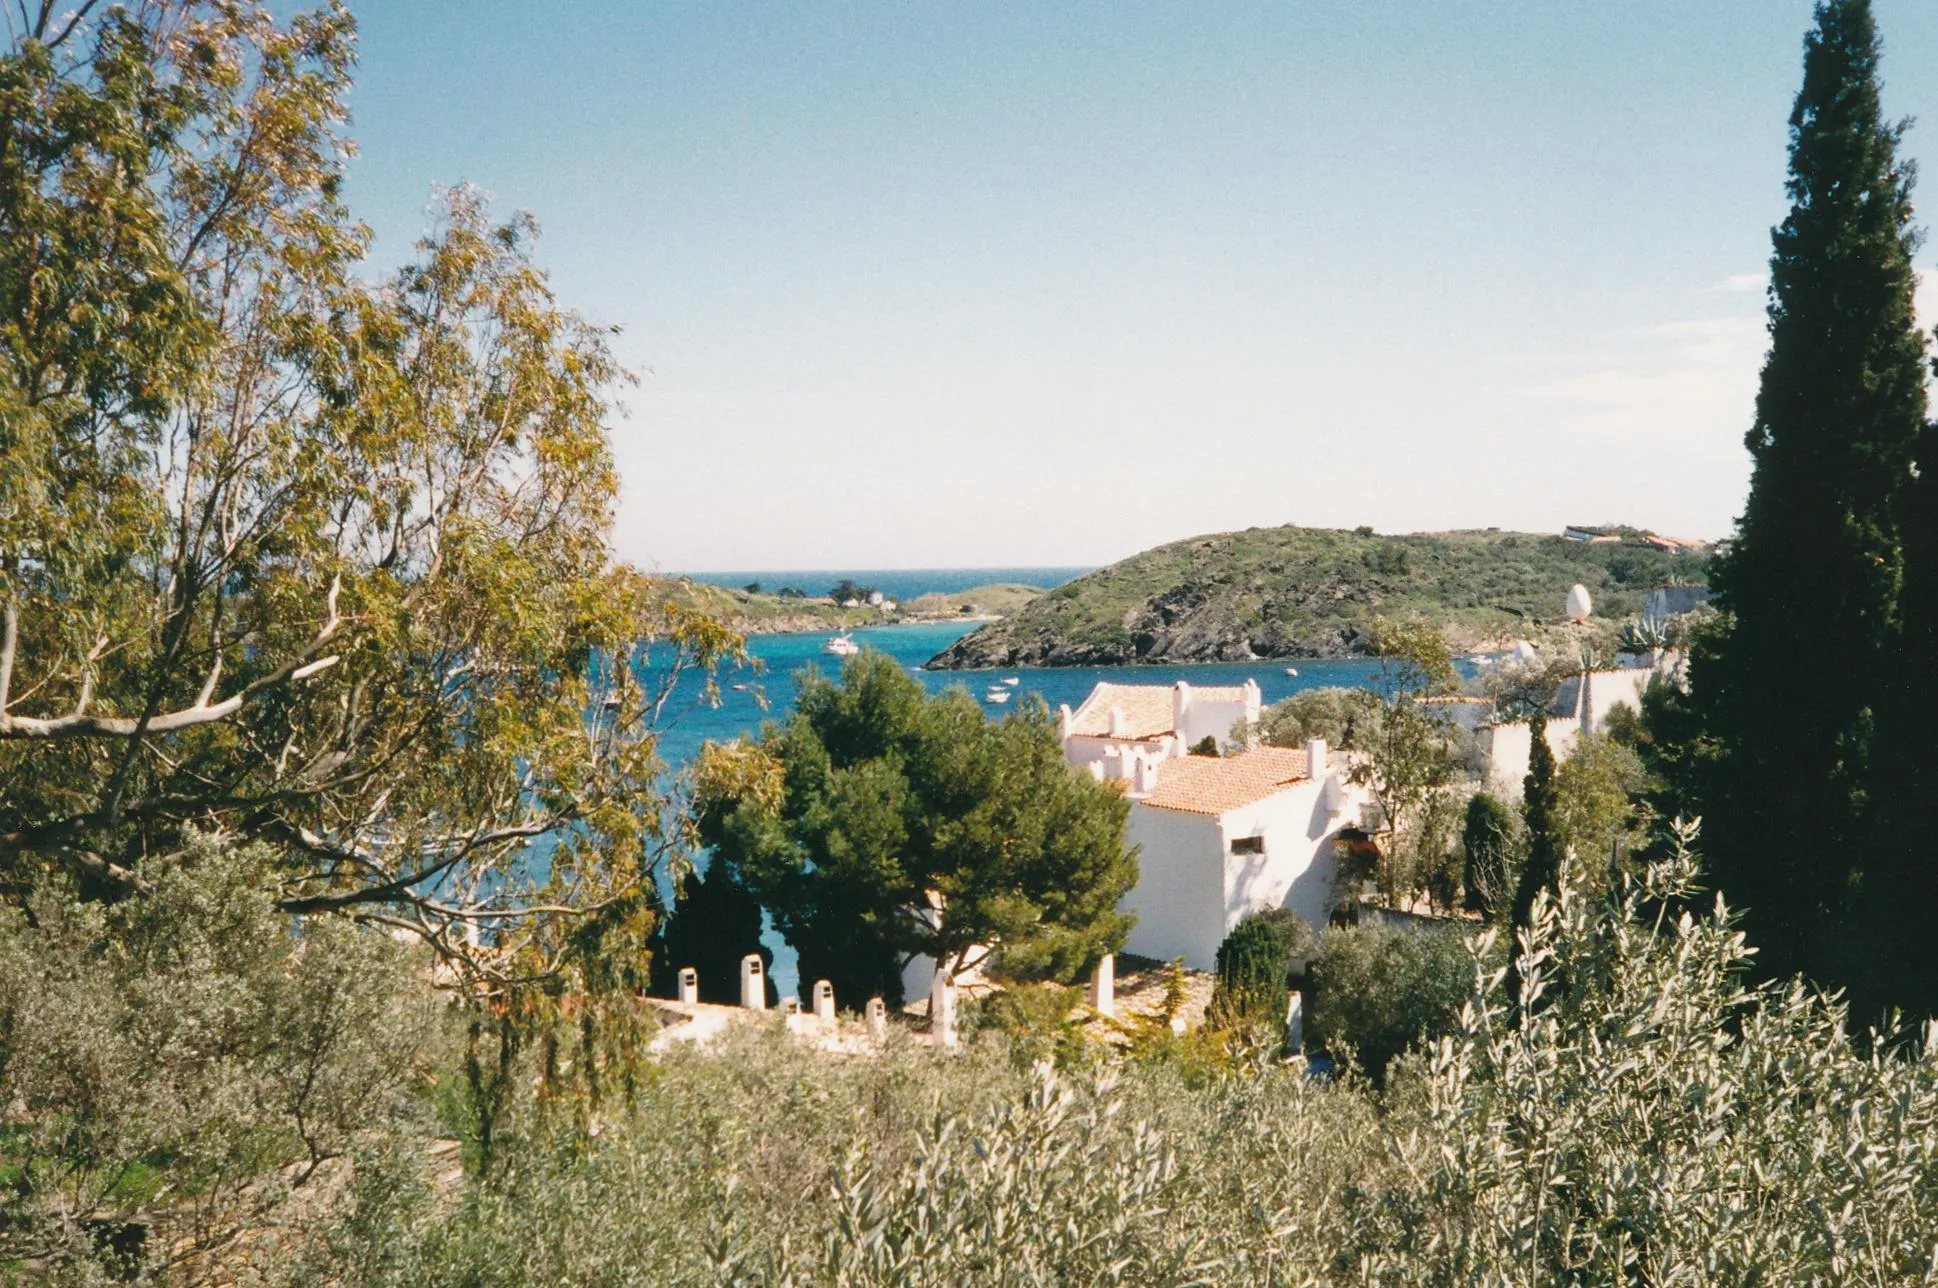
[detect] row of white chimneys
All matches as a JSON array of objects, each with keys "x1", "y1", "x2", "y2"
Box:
[{"x1": 680, "y1": 953, "x2": 1121, "y2": 1049}]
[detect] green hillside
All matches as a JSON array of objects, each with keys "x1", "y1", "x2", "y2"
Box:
[{"x1": 925, "y1": 526, "x2": 1709, "y2": 669}]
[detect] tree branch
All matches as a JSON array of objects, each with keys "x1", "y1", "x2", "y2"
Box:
[{"x1": 0, "y1": 577, "x2": 342, "y2": 739}]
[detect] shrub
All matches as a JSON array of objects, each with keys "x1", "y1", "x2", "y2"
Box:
[
  {"x1": 968, "y1": 983, "x2": 1086, "y2": 1068},
  {"x1": 0, "y1": 835, "x2": 437, "y2": 1279},
  {"x1": 1309, "y1": 920, "x2": 1479, "y2": 1084},
  {"x1": 1206, "y1": 915, "x2": 1291, "y2": 1044},
  {"x1": 1461, "y1": 791, "x2": 1523, "y2": 921}
]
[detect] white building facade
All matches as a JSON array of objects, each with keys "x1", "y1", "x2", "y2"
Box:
[
  {"x1": 1058, "y1": 679, "x2": 1260, "y2": 779},
  {"x1": 1059, "y1": 679, "x2": 1372, "y2": 972}
]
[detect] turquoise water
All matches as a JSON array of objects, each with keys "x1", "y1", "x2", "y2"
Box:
[
  {"x1": 676, "y1": 566, "x2": 1092, "y2": 601},
  {"x1": 647, "y1": 620, "x2": 1395, "y2": 768}
]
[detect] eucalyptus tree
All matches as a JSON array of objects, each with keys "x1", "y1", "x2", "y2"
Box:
[{"x1": 0, "y1": 2, "x2": 736, "y2": 986}]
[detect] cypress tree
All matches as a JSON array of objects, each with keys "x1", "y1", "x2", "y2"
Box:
[
  {"x1": 1462, "y1": 791, "x2": 1522, "y2": 923},
  {"x1": 1507, "y1": 712, "x2": 1564, "y2": 1008},
  {"x1": 1685, "y1": 0, "x2": 1928, "y2": 1013}
]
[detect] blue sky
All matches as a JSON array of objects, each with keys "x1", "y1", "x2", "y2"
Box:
[{"x1": 343, "y1": 2, "x2": 1938, "y2": 571}]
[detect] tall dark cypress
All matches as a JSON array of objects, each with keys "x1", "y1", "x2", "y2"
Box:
[
  {"x1": 1687, "y1": 0, "x2": 1927, "y2": 1013},
  {"x1": 1507, "y1": 712, "x2": 1564, "y2": 1009}
]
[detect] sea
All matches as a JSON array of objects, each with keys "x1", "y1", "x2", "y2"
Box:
[{"x1": 648, "y1": 620, "x2": 1393, "y2": 770}]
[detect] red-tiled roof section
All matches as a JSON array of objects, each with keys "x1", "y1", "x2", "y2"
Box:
[
  {"x1": 1067, "y1": 681, "x2": 1251, "y2": 739},
  {"x1": 1139, "y1": 746, "x2": 1316, "y2": 815}
]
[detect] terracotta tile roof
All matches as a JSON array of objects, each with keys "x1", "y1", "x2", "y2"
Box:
[
  {"x1": 1066, "y1": 682, "x2": 1251, "y2": 739},
  {"x1": 1138, "y1": 746, "x2": 1318, "y2": 815}
]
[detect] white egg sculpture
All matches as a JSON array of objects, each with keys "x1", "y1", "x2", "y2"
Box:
[{"x1": 1566, "y1": 583, "x2": 1593, "y2": 622}]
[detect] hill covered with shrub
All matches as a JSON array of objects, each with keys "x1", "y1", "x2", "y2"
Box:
[{"x1": 927, "y1": 525, "x2": 1708, "y2": 668}]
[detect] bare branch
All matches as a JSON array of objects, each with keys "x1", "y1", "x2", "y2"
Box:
[
  {"x1": 0, "y1": 599, "x2": 15, "y2": 713},
  {"x1": 0, "y1": 576, "x2": 343, "y2": 740}
]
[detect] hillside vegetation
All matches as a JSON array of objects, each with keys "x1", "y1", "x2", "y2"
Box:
[
  {"x1": 669, "y1": 581, "x2": 1047, "y2": 636},
  {"x1": 927, "y1": 526, "x2": 1708, "y2": 668}
]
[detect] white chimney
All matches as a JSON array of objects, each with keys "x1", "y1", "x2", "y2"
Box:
[
  {"x1": 813, "y1": 979, "x2": 836, "y2": 1024},
  {"x1": 677, "y1": 966, "x2": 699, "y2": 1006},
  {"x1": 932, "y1": 974, "x2": 958, "y2": 1049},
  {"x1": 1173, "y1": 681, "x2": 1192, "y2": 736},
  {"x1": 1306, "y1": 737, "x2": 1328, "y2": 777},
  {"x1": 866, "y1": 996, "x2": 887, "y2": 1041},
  {"x1": 1133, "y1": 755, "x2": 1159, "y2": 794},
  {"x1": 740, "y1": 954, "x2": 766, "y2": 1010},
  {"x1": 1107, "y1": 705, "x2": 1126, "y2": 737},
  {"x1": 1058, "y1": 703, "x2": 1074, "y2": 738},
  {"x1": 1242, "y1": 678, "x2": 1261, "y2": 722},
  {"x1": 1087, "y1": 953, "x2": 1116, "y2": 1018}
]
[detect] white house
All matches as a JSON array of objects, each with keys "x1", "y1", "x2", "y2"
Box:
[
  {"x1": 1079, "y1": 735, "x2": 1372, "y2": 971},
  {"x1": 1477, "y1": 663, "x2": 1660, "y2": 798},
  {"x1": 1058, "y1": 679, "x2": 1261, "y2": 776}
]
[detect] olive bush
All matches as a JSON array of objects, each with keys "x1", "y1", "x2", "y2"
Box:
[
  {"x1": 0, "y1": 835, "x2": 438, "y2": 1283},
  {"x1": 255, "y1": 838, "x2": 1938, "y2": 1283},
  {"x1": 1354, "y1": 839, "x2": 1938, "y2": 1283}
]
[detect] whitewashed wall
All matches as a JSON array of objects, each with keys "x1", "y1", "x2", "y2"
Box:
[
  {"x1": 1119, "y1": 768, "x2": 1371, "y2": 970},
  {"x1": 1219, "y1": 778, "x2": 1356, "y2": 938},
  {"x1": 1120, "y1": 806, "x2": 1228, "y2": 970}
]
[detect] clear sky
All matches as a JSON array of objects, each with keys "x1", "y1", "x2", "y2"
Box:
[{"x1": 342, "y1": 1, "x2": 1938, "y2": 571}]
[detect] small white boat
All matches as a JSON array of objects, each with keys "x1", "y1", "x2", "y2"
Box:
[
  {"x1": 731, "y1": 683, "x2": 751, "y2": 691},
  {"x1": 984, "y1": 687, "x2": 1012, "y2": 704},
  {"x1": 822, "y1": 632, "x2": 861, "y2": 657},
  {"x1": 1284, "y1": 667, "x2": 1298, "y2": 677},
  {"x1": 1002, "y1": 676, "x2": 1020, "y2": 687}
]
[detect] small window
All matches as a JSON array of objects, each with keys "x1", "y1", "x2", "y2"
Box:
[{"x1": 1230, "y1": 835, "x2": 1265, "y2": 856}]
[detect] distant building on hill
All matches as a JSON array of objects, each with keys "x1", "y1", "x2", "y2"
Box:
[{"x1": 1059, "y1": 680, "x2": 1373, "y2": 969}]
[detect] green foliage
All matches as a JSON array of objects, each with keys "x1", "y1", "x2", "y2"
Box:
[
  {"x1": 825, "y1": 578, "x2": 878, "y2": 603},
  {"x1": 1336, "y1": 639, "x2": 1468, "y2": 907},
  {"x1": 1461, "y1": 791, "x2": 1523, "y2": 922},
  {"x1": 1254, "y1": 685, "x2": 1359, "y2": 749},
  {"x1": 930, "y1": 524, "x2": 1708, "y2": 668},
  {"x1": 1506, "y1": 712, "x2": 1566, "y2": 1006},
  {"x1": 649, "y1": 859, "x2": 775, "y2": 1007},
  {"x1": 0, "y1": 834, "x2": 436, "y2": 1278},
  {"x1": 968, "y1": 984, "x2": 1087, "y2": 1069},
  {"x1": 0, "y1": 4, "x2": 741, "y2": 981},
  {"x1": 1309, "y1": 921, "x2": 1479, "y2": 1085},
  {"x1": 697, "y1": 653, "x2": 1137, "y2": 1006},
  {"x1": 1681, "y1": 0, "x2": 1935, "y2": 1017},
  {"x1": 1187, "y1": 733, "x2": 1219, "y2": 757},
  {"x1": 1551, "y1": 733, "x2": 1649, "y2": 886},
  {"x1": 223, "y1": 843, "x2": 1938, "y2": 1285},
  {"x1": 1205, "y1": 914, "x2": 1294, "y2": 1044}
]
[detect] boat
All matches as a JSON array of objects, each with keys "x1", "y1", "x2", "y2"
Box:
[
  {"x1": 822, "y1": 632, "x2": 860, "y2": 657},
  {"x1": 984, "y1": 686, "x2": 1012, "y2": 704},
  {"x1": 731, "y1": 682, "x2": 751, "y2": 691},
  {"x1": 1284, "y1": 667, "x2": 1298, "y2": 677},
  {"x1": 1002, "y1": 676, "x2": 1020, "y2": 687}
]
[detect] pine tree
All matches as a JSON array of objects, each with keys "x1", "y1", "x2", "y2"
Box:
[
  {"x1": 652, "y1": 859, "x2": 775, "y2": 1007},
  {"x1": 1683, "y1": 0, "x2": 1928, "y2": 1013}
]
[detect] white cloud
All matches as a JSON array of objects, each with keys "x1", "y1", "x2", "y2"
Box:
[{"x1": 1718, "y1": 272, "x2": 1766, "y2": 294}]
